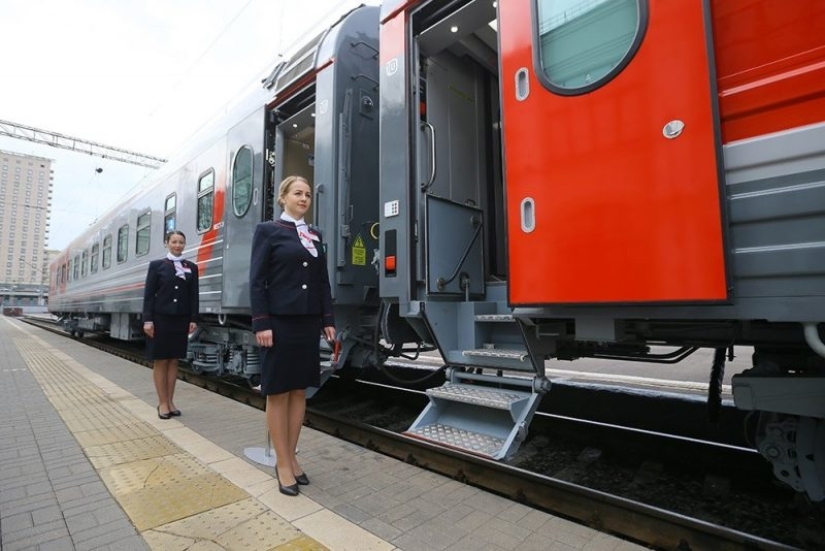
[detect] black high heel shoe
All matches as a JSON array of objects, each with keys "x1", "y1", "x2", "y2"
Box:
[
  {"x1": 276, "y1": 470, "x2": 299, "y2": 496},
  {"x1": 294, "y1": 472, "x2": 310, "y2": 486},
  {"x1": 157, "y1": 406, "x2": 171, "y2": 420}
]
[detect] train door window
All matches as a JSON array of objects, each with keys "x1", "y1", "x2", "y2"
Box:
[
  {"x1": 102, "y1": 234, "x2": 112, "y2": 269},
  {"x1": 534, "y1": 0, "x2": 647, "y2": 95},
  {"x1": 197, "y1": 170, "x2": 214, "y2": 233},
  {"x1": 164, "y1": 193, "x2": 176, "y2": 237},
  {"x1": 90, "y1": 243, "x2": 99, "y2": 273},
  {"x1": 81, "y1": 249, "x2": 88, "y2": 277},
  {"x1": 232, "y1": 146, "x2": 253, "y2": 217},
  {"x1": 117, "y1": 225, "x2": 129, "y2": 263},
  {"x1": 136, "y1": 212, "x2": 151, "y2": 256},
  {"x1": 72, "y1": 255, "x2": 80, "y2": 280}
]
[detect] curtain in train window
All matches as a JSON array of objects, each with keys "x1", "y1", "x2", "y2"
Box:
[
  {"x1": 90, "y1": 243, "x2": 99, "y2": 273},
  {"x1": 164, "y1": 194, "x2": 176, "y2": 237},
  {"x1": 233, "y1": 146, "x2": 253, "y2": 217},
  {"x1": 136, "y1": 212, "x2": 151, "y2": 256},
  {"x1": 102, "y1": 235, "x2": 112, "y2": 269},
  {"x1": 197, "y1": 171, "x2": 215, "y2": 232},
  {"x1": 117, "y1": 225, "x2": 129, "y2": 263},
  {"x1": 535, "y1": 0, "x2": 644, "y2": 93}
]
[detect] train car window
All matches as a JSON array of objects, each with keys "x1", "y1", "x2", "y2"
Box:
[
  {"x1": 164, "y1": 194, "x2": 176, "y2": 237},
  {"x1": 61, "y1": 263, "x2": 67, "y2": 284},
  {"x1": 232, "y1": 146, "x2": 253, "y2": 217},
  {"x1": 67, "y1": 260, "x2": 73, "y2": 282},
  {"x1": 117, "y1": 225, "x2": 129, "y2": 263},
  {"x1": 102, "y1": 235, "x2": 112, "y2": 269},
  {"x1": 136, "y1": 212, "x2": 151, "y2": 256},
  {"x1": 533, "y1": 0, "x2": 647, "y2": 95},
  {"x1": 72, "y1": 255, "x2": 80, "y2": 281},
  {"x1": 81, "y1": 249, "x2": 88, "y2": 278},
  {"x1": 197, "y1": 170, "x2": 215, "y2": 233},
  {"x1": 90, "y1": 243, "x2": 99, "y2": 274}
]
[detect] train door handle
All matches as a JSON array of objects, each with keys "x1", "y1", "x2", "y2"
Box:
[
  {"x1": 516, "y1": 68, "x2": 530, "y2": 101},
  {"x1": 520, "y1": 197, "x2": 535, "y2": 233}
]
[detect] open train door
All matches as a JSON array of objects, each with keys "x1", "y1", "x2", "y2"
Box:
[{"x1": 500, "y1": 0, "x2": 729, "y2": 305}]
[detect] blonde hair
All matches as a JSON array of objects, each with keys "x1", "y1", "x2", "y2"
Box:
[{"x1": 277, "y1": 175, "x2": 310, "y2": 207}]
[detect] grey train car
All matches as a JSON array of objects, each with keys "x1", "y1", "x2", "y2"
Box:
[{"x1": 49, "y1": 5, "x2": 383, "y2": 388}]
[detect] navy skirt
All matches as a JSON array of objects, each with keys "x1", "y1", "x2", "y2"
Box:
[
  {"x1": 146, "y1": 314, "x2": 190, "y2": 360},
  {"x1": 260, "y1": 315, "x2": 322, "y2": 395}
]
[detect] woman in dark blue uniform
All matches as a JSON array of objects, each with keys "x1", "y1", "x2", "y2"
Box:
[
  {"x1": 143, "y1": 230, "x2": 199, "y2": 420},
  {"x1": 249, "y1": 175, "x2": 335, "y2": 496}
]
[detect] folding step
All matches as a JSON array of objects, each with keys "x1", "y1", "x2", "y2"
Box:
[{"x1": 404, "y1": 380, "x2": 545, "y2": 460}]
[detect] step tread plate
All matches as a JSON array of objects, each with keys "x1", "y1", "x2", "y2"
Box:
[
  {"x1": 462, "y1": 348, "x2": 529, "y2": 361},
  {"x1": 473, "y1": 314, "x2": 514, "y2": 322},
  {"x1": 427, "y1": 383, "x2": 529, "y2": 409},
  {"x1": 405, "y1": 423, "x2": 503, "y2": 458}
]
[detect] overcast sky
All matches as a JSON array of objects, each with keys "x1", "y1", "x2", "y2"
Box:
[{"x1": 0, "y1": 0, "x2": 372, "y2": 250}]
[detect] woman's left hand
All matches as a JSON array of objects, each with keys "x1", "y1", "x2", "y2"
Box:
[
  {"x1": 323, "y1": 326, "x2": 336, "y2": 343},
  {"x1": 189, "y1": 322, "x2": 197, "y2": 334}
]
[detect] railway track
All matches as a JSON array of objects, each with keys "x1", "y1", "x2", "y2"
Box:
[{"x1": 20, "y1": 316, "x2": 821, "y2": 550}]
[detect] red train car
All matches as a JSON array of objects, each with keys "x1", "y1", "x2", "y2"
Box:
[{"x1": 378, "y1": 0, "x2": 825, "y2": 500}]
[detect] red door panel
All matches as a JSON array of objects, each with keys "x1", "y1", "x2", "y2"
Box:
[{"x1": 501, "y1": 0, "x2": 728, "y2": 305}]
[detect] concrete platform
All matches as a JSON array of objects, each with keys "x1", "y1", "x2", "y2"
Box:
[{"x1": 0, "y1": 316, "x2": 645, "y2": 551}]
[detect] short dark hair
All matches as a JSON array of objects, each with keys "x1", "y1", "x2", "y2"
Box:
[{"x1": 165, "y1": 230, "x2": 186, "y2": 243}]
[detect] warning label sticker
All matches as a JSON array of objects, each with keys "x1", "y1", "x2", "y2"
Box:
[{"x1": 352, "y1": 234, "x2": 366, "y2": 266}]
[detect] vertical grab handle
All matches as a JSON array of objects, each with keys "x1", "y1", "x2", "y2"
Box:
[
  {"x1": 420, "y1": 121, "x2": 436, "y2": 191},
  {"x1": 520, "y1": 197, "x2": 535, "y2": 233}
]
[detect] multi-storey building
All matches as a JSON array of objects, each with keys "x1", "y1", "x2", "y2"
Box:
[{"x1": 0, "y1": 149, "x2": 53, "y2": 302}]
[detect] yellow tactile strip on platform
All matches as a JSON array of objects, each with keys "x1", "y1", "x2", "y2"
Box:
[{"x1": 14, "y1": 337, "x2": 329, "y2": 551}]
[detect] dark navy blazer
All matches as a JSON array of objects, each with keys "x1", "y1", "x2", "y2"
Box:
[
  {"x1": 142, "y1": 258, "x2": 200, "y2": 322},
  {"x1": 249, "y1": 220, "x2": 334, "y2": 333}
]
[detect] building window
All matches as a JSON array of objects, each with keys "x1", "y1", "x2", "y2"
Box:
[
  {"x1": 117, "y1": 225, "x2": 129, "y2": 263},
  {"x1": 90, "y1": 243, "x2": 99, "y2": 273},
  {"x1": 102, "y1": 235, "x2": 112, "y2": 269},
  {"x1": 197, "y1": 170, "x2": 214, "y2": 233},
  {"x1": 136, "y1": 212, "x2": 151, "y2": 256},
  {"x1": 164, "y1": 193, "x2": 176, "y2": 238},
  {"x1": 233, "y1": 146, "x2": 254, "y2": 217},
  {"x1": 534, "y1": 0, "x2": 646, "y2": 95}
]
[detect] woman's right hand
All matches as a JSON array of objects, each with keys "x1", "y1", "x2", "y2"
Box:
[
  {"x1": 256, "y1": 329, "x2": 273, "y2": 347},
  {"x1": 143, "y1": 322, "x2": 154, "y2": 339}
]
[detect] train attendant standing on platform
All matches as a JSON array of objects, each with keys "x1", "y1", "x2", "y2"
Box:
[
  {"x1": 249, "y1": 175, "x2": 336, "y2": 496},
  {"x1": 143, "y1": 230, "x2": 199, "y2": 420}
]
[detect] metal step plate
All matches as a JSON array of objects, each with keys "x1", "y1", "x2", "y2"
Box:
[
  {"x1": 427, "y1": 383, "x2": 528, "y2": 409},
  {"x1": 462, "y1": 348, "x2": 528, "y2": 361},
  {"x1": 405, "y1": 423, "x2": 504, "y2": 458}
]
